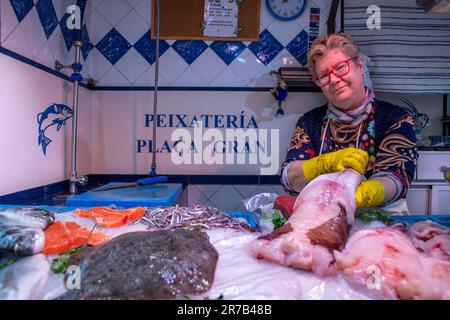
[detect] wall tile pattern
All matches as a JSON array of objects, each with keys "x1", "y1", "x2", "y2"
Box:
[{"x1": 1, "y1": 0, "x2": 333, "y2": 86}]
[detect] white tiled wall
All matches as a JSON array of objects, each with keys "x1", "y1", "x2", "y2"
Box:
[
  {"x1": 2, "y1": 0, "x2": 71, "y2": 70},
  {"x1": 187, "y1": 184, "x2": 285, "y2": 212},
  {"x1": 1, "y1": 0, "x2": 336, "y2": 87}
]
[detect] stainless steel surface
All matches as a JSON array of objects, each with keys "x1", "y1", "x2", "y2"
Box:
[
  {"x1": 277, "y1": 67, "x2": 317, "y2": 89},
  {"x1": 411, "y1": 179, "x2": 448, "y2": 186}
]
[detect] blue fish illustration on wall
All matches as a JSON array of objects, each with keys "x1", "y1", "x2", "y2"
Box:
[{"x1": 37, "y1": 104, "x2": 73, "y2": 155}]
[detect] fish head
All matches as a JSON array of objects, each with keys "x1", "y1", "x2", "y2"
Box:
[
  {"x1": 0, "y1": 207, "x2": 55, "y2": 229},
  {"x1": 23, "y1": 207, "x2": 55, "y2": 227},
  {"x1": 38, "y1": 104, "x2": 73, "y2": 127},
  {"x1": 0, "y1": 225, "x2": 45, "y2": 255},
  {"x1": 55, "y1": 104, "x2": 73, "y2": 118},
  {"x1": 37, "y1": 104, "x2": 73, "y2": 135}
]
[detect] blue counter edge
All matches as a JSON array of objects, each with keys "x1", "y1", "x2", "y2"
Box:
[{"x1": 0, "y1": 174, "x2": 282, "y2": 205}]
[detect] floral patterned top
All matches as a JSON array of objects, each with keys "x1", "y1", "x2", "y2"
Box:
[{"x1": 281, "y1": 99, "x2": 418, "y2": 204}]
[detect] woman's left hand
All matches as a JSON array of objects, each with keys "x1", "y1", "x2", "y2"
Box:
[{"x1": 355, "y1": 179, "x2": 385, "y2": 208}]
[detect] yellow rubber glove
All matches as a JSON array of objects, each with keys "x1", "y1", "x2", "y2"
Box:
[
  {"x1": 302, "y1": 148, "x2": 369, "y2": 182},
  {"x1": 355, "y1": 179, "x2": 385, "y2": 208}
]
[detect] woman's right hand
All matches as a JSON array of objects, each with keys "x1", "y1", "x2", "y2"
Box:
[{"x1": 302, "y1": 147, "x2": 369, "y2": 181}]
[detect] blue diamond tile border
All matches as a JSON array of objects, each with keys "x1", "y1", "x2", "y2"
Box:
[
  {"x1": 81, "y1": 24, "x2": 93, "y2": 61},
  {"x1": 286, "y1": 30, "x2": 309, "y2": 66},
  {"x1": 60, "y1": 13, "x2": 73, "y2": 51},
  {"x1": 210, "y1": 41, "x2": 246, "y2": 65},
  {"x1": 10, "y1": 0, "x2": 34, "y2": 23},
  {"x1": 76, "y1": 0, "x2": 88, "y2": 25},
  {"x1": 248, "y1": 29, "x2": 283, "y2": 66},
  {"x1": 35, "y1": 0, "x2": 58, "y2": 39},
  {"x1": 172, "y1": 40, "x2": 208, "y2": 65},
  {"x1": 134, "y1": 30, "x2": 170, "y2": 65},
  {"x1": 96, "y1": 28, "x2": 132, "y2": 65}
]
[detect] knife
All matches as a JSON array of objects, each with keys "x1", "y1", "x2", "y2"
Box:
[{"x1": 92, "y1": 176, "x2": 169, "y2": 192}]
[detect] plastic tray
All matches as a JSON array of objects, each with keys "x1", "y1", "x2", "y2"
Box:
[
  {"x1": 226, "y1": 212, "x2": 258, "y2": 229},
  {"x1": 66, "y1": 183, "x2": 183, "y2": 208},
  {"x1": 390, "y1": 215, "x2": 450, "y2": 227}
]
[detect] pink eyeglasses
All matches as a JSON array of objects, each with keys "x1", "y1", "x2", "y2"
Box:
[{"x1": 312, "y1": 56, "x2": 358, "y2": 87}]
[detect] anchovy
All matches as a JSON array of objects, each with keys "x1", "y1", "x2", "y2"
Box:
[
  {"x1": 0, "y1": 207, "x2": 55, "y2": 230},
  {"x1": 0, "y1": 225, "x2": 45, "y2": 256},
  {"x1": 140, "y1": 205, "x2": 254, "y2": 232}
]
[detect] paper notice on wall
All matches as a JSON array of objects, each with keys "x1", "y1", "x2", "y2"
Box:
[{"x1": 203, "y1": 0, "x2": 238, "y2": 37}]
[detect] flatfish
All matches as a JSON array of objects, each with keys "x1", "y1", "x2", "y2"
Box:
[{"x1": 63, "y1": 229, "x2": 219, "y2": 299}]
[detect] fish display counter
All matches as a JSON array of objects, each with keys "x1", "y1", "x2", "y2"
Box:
[
  {"x1": 1, "y1": 198, "x2": 450, "y2": 300},
  {"x1": 3, "y1": 0, "x2": 450, "y2": 304}
]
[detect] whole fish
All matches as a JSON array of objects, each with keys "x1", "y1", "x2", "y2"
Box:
[
  {"x1": 410, "y1": 221, "x2": 450, "y2": 262},
  {"x1": 0, "y1": 207, "x2": 55, "y2": 230},
  {"x1": 62, "y1": 230, "x2": 219, "y2": 300},
  {"x1": 0, "y1": 254, "x2": 50, "y2": 300},
  {"x1": 141, "y1": 205, "x2": 253, "y2": 231},
  {"x1": 334, "y1": 226, "x2": 450, "y2": 300},
  {"x1": 249, "y1": 169, "x2": 361, "y2": 276},
  {"x1": 0, "y1": 225, "x2": 45, "y2": 256}
]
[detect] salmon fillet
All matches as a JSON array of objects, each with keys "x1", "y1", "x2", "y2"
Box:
[
  {"x1": 43, "y1": 221, "x2": 111, "y2": 255},
  {"x1": 74, "y1": 207, "x2": 146, "y2": 228}
]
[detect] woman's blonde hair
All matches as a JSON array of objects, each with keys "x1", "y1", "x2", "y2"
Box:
[{"x1": 307, "y1": 33, "x2": 361, "y2": 76}]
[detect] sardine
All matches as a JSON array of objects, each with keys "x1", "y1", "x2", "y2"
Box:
[
  {"x1": 0, "y1": 254, "x2": 50, "y2": 299},
  {"x1": 0, "y1": 207, "x2": 55, "y2": 230},
  {"x1": 141, "y1": 204, "x2": 253, "y2": 231},
  {"x1": 0, "y1": 225, "x2": 45, "y2": 256}
]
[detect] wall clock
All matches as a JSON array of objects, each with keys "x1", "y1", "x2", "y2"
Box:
[{"x1": 266, "y1": 0, "x2": 307, "y2": 21}]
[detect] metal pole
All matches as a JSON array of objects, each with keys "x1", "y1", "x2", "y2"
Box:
[
  {"x1": 150, "y1": 0, "x2": 160, "y2": 176},
  {"x1": 69, "y1": 40, "x2": 82, "y2": 194}
]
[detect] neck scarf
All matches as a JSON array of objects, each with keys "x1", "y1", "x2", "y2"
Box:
[{"x1": 327, "y1": 88, "x2": 375, "y2": 125}]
